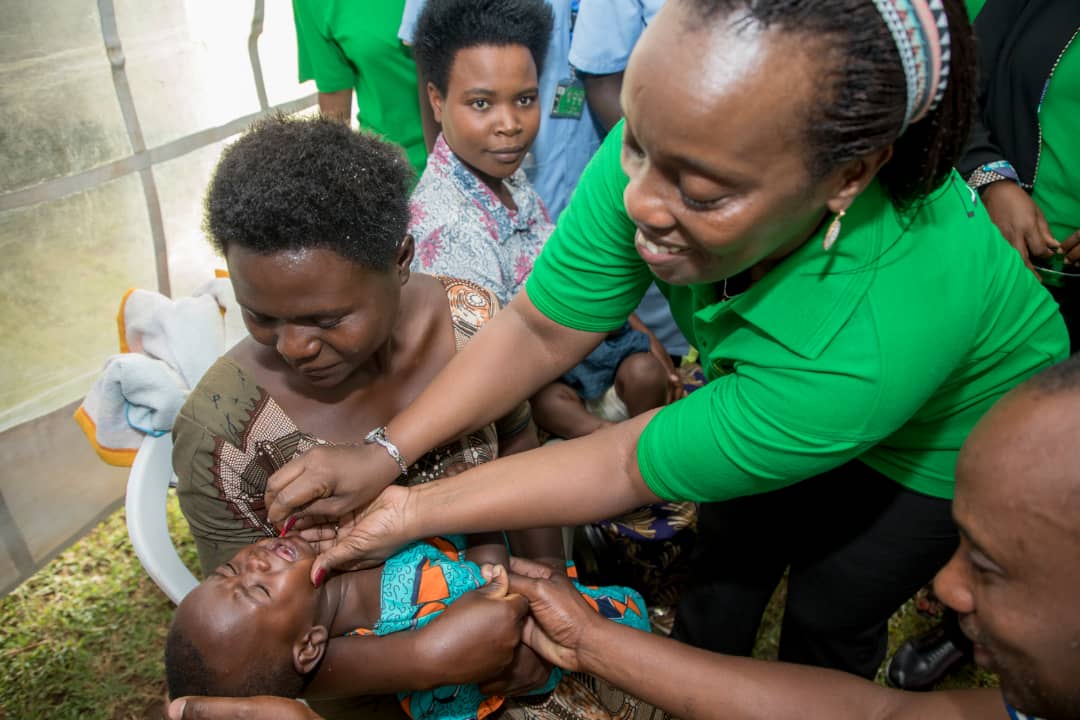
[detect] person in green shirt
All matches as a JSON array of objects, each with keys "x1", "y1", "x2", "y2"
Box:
[
  {"x1": 265, "y1": 0, "x2": 1067, "y2": 684},
  {"x1": 292, "y1": 0, "x2": 427, "y2": 176},
  {"x1": 958, "y1": 0, "x2": 1080, "y2": 346},
  {"x1": 887, "y1": 0, "x2": 1079, "y2": 690}
]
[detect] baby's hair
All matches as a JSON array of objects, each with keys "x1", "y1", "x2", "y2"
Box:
[
  {"x1": 204, "y1": 113, "x2": 412, "y2": 272},
  {"x1": 164, "y1": 613, "x2": 306, "y2": 699},
  {"x1": 413, "y1": 0, "x2": 554, "y2": 95}
]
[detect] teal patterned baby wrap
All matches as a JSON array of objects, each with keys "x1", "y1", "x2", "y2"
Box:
[{"x1": 346, "y1": 535, "x2": 650, "y2": 720}]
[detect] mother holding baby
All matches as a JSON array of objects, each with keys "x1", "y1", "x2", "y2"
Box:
[{"x1": 172, "y1": 114, "x2": 565, "y2": 705}]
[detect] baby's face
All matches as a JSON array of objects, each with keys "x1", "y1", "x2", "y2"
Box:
[{"x1": 181, "y1": 536, "x2": 322, "y2": 665}]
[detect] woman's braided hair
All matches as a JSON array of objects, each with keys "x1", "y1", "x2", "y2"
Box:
[{"x1": 683, "y1": 0, "x2": 976, "y2": 210}]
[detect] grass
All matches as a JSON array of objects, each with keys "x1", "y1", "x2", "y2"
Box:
[
  {"x1": 0, "y1": 500, "x2": 995, "y2": 719},
  {"x1": 0, "y1": 493, "x2": 198, "y2": 720}
]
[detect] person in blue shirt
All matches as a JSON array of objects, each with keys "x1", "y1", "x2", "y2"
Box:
[
  {"x1": 567, "y1": 0, "x2": 666, "y2": 131},
  {"x1": 566, "y1": 0, "x2": 686, "y2": 362}
]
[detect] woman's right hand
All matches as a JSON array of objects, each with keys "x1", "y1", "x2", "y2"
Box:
[
  {"x1": 264, "y1": 443, "x2": 402, "y2": 529},
  {"x1": 297, "y1": 484, "x2": 414, "y2": 584},
  {"x1": 981, "y1": 180, "x2": 1060, "y2": 275}
]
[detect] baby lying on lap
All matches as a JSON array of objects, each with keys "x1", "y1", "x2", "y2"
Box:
[{"x1": 165, "y1": 535, "x2": 649, "y2": 720}]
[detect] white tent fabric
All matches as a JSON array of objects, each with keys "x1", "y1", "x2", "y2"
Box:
[{"x1": 0, "y1": 0, "x2": 317, "y2": 594}]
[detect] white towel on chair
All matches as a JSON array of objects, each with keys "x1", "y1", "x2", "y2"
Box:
[{"x1": 74, "y1": 274, "x2": 246, "y2": 466}]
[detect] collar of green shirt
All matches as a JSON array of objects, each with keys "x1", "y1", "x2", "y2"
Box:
[{"x1": 692, "y1": 180, "x2": 898, "y2": 361}]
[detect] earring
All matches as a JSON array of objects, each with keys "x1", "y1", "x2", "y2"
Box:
[{"x1": 823, "y1": 210, "x2": 845, "y2": 251}]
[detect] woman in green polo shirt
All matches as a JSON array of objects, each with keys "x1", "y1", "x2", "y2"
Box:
[
  {"x1": 264, "y1": 0, "x2": 1068, "y2": 681},
  {"x1": 958, "y1": 0, "x2": 1080, "y2": 345}
]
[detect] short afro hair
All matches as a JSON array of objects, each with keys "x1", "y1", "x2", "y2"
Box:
[
  {"x1": 204, "y1": 113, "x2": 412, "y2": 272},
  {"x1": 164, "y1": 614, "x2": 307, "y2": 700},
  {"x1": 413, "y1": 0, "x2": 554, "y2": 96}
]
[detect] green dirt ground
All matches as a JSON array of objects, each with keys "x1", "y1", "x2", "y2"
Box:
[{"x1": 0, "y1": 498, "x2": 995, "y2": 719}]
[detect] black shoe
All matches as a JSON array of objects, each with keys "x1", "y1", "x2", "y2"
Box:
[{"x1": 885, "y1": 623, "x2": 970, "y2": 691}]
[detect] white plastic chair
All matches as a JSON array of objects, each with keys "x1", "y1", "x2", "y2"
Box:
[{"x1": 126, "y1": 432, "x2": 198, "y2": 604}]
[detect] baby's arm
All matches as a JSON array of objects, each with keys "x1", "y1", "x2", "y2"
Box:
[
  {"x1": 307, "y1": 632, "x2": 446, "y2": 698},
  {"x1": 307, "y1": 570, "x2": 527, "y2": 699}
]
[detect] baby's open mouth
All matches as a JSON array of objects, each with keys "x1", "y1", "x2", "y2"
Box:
[{"x1": 270, "y1": 540, "x2": 298, "y2": 563}]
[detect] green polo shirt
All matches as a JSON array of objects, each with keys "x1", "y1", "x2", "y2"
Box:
[
  {"x1": 527, "y1": 122, "x2": 1067, "y2": 502},
  {"x1": 293, "y1": 0, "x2": 427, "y2": 176},
  {"x1": 1031, "y1": 37, "x2": 1079, "y2": 244}
]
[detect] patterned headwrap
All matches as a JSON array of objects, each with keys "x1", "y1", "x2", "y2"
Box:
[{"x1": 871, "y1": 0, "x2": 952, "y2": 132}]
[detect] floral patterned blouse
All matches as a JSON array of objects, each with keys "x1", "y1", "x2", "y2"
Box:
[{"x1": 408, "y1": 134, "x2": 554, "y2": 306}]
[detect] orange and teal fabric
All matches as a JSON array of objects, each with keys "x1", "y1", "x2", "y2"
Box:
[{"x1": 345, "y1": 535, "x2": 649, "y2": 720}]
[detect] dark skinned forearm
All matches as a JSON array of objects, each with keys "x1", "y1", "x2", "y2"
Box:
[
  {"x1": 575, "y1": 620, "x2": 1005, "y2": 720},
  {"x1": 404, "y1": 414, "x2": 660, "y2": 540},
  {"x1": 306, "y1": 631, "x2": 438, "y2": 698},
  {"x1": 386, "y1": 290, "x2": 605, "y2": 480},
  {"x1": 582, "y1": 72, "x2": 625, "y2": 133},
  {"x1": 317, "y1": 90, "x2": 352, "y2": 124}
]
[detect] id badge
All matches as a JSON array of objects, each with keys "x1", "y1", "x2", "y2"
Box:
[{"x1": 551, "y1": 76, "x2": 585, "y2": 119}]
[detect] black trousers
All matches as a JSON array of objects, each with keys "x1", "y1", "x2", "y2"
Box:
[{"x1": 671, "y1": 460, "x2": 958, "y2": 679}]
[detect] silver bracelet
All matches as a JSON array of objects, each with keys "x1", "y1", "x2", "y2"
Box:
[{"x1": 364, "y1": 426, "x2": 409, "y2": 476}]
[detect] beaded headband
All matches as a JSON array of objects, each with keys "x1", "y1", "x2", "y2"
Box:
[{"x1": 871, "y1": 0, "x2": 952, "y2": 132}]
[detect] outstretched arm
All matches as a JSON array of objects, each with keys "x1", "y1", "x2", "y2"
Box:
[
  {"x1": 404, "y1": 414, "x2": 658, "y2": 536},
  {"x1": 574, "y1": 614, "x2": 1003, "y2": 720},
  {"x1": 300, "y1": 413, "x2": 661, "y2": 580},
  {"x1": 265, "y1": 290, "x2": 606, "y2": 526},
  {"x1": 387, "y1": 291, "x2": 603, "y2": 474},
  {"x1": 505, "y1": 559, "x2": 1007, "y2": 720}
]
